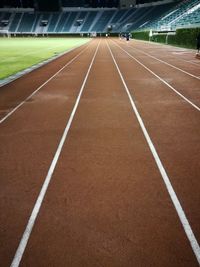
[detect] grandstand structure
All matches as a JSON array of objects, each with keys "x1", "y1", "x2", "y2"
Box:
[{"x1": 0, "y1": 0, "x2": 200, "y2": 36}]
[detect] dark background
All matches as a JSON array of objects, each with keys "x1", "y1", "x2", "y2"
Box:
[
  {"x1": 0, "y1": 0, "x2": 176, "y2": 9},
  {"x1": 0, "y1": 0, "x2": 119, "y2": 9}
]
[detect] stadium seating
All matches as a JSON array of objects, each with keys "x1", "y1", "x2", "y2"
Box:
[
  {"x1": 55, "y1": 12, "x2": 70, "y2": 32},
  {"x1": 62, "y1": 12, "x2": 78, "y2": 32},
  {"x1": 170, "y1": 1, "x2": 200, "y2": 28},
  {"x1": 0, "y1": 0, "x2": 199, "y2": 34},
  {"x1": 0, "y1": 12, "x2": 11, "y2": 28},
  {"x1": 91, "y1": 10, "x2": 115, "y2": 32},
  {"x1": 47, "y1": 13, "x2": 60, "y2": 32},
  {"x1": 142, "y1": 0, "x2": 200, "y2": 30},
  {"x1": 17, "y1": 13, "x2": 36, "y2": 32},
  {"x1": 80, "y1": 11, "x2": 98, "y2": 32},
  {"x1": 9, "y1": 13, "x2": 23, "y2": 32},
  {"x1": 70, "y1": 11, "x2": 88, "y2": 33}
]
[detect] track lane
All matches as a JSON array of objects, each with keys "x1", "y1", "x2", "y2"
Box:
[
  {"x1": 0, "y1": 45, "x2": 91, "y2": 124},
  {"x1": 0, "y1": 40, "x2": 92, "y2": 121},
  {"x1": 108, "y1": 40, "x2": 200, "y2": 251},
  {"x1": 0, "y1": 41, "x2": 98, "y2": 267},
  {"x1": 128, "y1": 45, "x2": 200, "y2": 80},
  {"x1": 17, "y1": 40, "x2": 199, "y2": 267},
  {"x1": 130, "y1": 40, "x2": 200, "y2": 76},
  {"x1": 108, "y1": 40, "x2": 200, "y2": 263},
  {"x1": 131, "y1": 39, "x2": 200, "y2": 68},
  {"x1": 114, "y1": 40, "x2": 200, "y2": 110},
  {"x1": 10, "y1": 40, "x2": 100, "y2": 267}
]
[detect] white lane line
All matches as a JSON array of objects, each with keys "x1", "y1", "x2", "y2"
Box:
[
  {"x1": 0, "y1": 43, "x2": 91, "y2": 124},
  {"x1": 10, "y1": 41, "x2": 100, "y2": 267},
  {"x1": 134, "y1": 39, "x2": 197, "y2": 53},
  {"x1": 125, "y1": 44, "x2": 200, "y2": 80},
  {"x1": 107, "y1": 41, "x2": 200, "y2": 265},
  {"x1": 130, "y1": 39, "x2": 200, "y2": 67},
  {"x1": 113, "y1": 41, "x2": 200, "y2": 112}
]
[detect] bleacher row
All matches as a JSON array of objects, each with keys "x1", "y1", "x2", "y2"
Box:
[
  {"x1": 140, "y1": 0, "x2": 200, "y2": 30},
  {"x1": 0, "y1": 0, "x2": 199, "y2": 34}
]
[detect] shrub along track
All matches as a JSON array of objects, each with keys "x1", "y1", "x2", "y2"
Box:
[{"x1": 0, "y1": 38, "x2": 199, "y2": 267}]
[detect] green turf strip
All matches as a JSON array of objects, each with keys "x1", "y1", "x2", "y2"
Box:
[{"x1": 0, "y1": 37, "x2": 90, "y2": 80}]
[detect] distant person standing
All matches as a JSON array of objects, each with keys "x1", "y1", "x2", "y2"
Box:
[
  {"x1": 196, "y1": 32, "x2": 200, "y2": 55},
  {"x1": 126, "y1": 32, "x2": 131, "y2": 41}
]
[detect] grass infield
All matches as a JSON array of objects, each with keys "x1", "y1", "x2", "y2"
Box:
[{"x1": 0, "y1": 37, "x2": 90, "y2": 80}]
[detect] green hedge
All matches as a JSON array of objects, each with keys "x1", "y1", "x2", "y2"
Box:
[
  {"x1": 132, "y1": 28, "x2": 200, "y2": 49},
  {"x1": 172, "y1": 28, "x2": 200, "y2": 48},
  {"x1": 132, "y1": 31, "x2": 150, "y2": 41},
  {"x1": 151, "y1": 34, "x2": 167, "y2": 43}
]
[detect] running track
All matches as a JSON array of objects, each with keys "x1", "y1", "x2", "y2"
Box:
[{"x1": 0, "y1": 38, "x2": 200, "y2": 267}]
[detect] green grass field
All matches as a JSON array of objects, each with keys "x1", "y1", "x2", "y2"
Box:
[{"x1": 0, "y1": 37, "x2": 90, "y2": 80}]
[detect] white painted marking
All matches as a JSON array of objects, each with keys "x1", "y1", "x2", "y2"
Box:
[
  {"x1": 134, "y1": 39, "x2": 197, "y2": 53},
  {"x1": 0, "y1": 44, "x2": 90, "y2": 124},
  {"x1": 113, "y1": 41, "x2": 200, "y2": 112},
  {"x1": 10, "y1": 41, "x2": 100, "y2": 267},
  {"x1": 127, "y1": 45, "x2": 200, "y2": 80},
  {"x1": 107, "y1": 41, "x2": 200, "y2": 265}
]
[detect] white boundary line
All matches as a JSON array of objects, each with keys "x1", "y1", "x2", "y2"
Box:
[
  {"x1": 0, "y1": 40, "x2": 91, "y2": 87},
  {"x1": 126, "y1": 44, "x2": 200, "y2": 80},
  {"x1": 10, "y1": 41, "x2": 100, "y2": 267},
  {"x1": 113, "y1": 41, "x2": 200, "y2": 112},
  {"x1": 134, "y1": 39, "x2": 197, "y2": 53},
  {"x1": 107, "y1": 40, "x2": 200, "y2": 265},
  {"x1": 130, "y1": 39, "x2": 200, "y2": 67},
  {"x1": 0, "y1": 43, "x2": 91, "y2": 125}
]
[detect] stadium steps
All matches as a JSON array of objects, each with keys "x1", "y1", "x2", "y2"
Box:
[
  {"x1": 170, "y1": 1, "x2": 200, "y2": 28},
  {"x1": 17, "y1": 13, "x2": 36, "y2": 33},
  {"x1": 87, "y1": 11, "x2": 102, "y2": 32},
  {"x1": 62, "y1": 12, "x2": 78, "y2": 32},
  {"x1": 47, "y1": 13, "x2": 60, "y2": 32},
  {"x1": 70, "y1": 11, "x2": 88, "y2": 33},
  {"x1": 90, "y1": 10, "x2": 115, "y2": 32},
  {"x1": 138, "y1": 2, "x2": 175, "y2": 29},
  {"x1": 127, "y1": 6, "x2": 155, "y2": 31},
  {"x1": 68, "y1": 12, "x2": 81, "y2": 33},
  {"x1": 140, "y1": 1, "x2": 181, "y2": 30},
  {"x1": 110, "y1": 9, "x2": 126, "y2": 24},
  {"x1": 2, "y1": 1, "x2": 200, "y2": 35},
  {"x1": 80, "y1": 11, "x2": 98, "y2": 32},
  {"x1": 116, "y1": 8, "x2": 137, "y2": 31},
  {"x1": 102, "y1": 10, "x2": 117, "y2": 32},
  {"x1": 174, "y1": 8, "x2": 200, "y2": 28},
  {"x1": 118, "y1": 8, "x2": 136, "y2": 24},
  {"x1": 55, "y1": 12, "x2": 69, "y2": 32},
  {"x1": 0, "y1": 12, "x2": 12, "y2": 30},
  {"x1": 31, "y1": 13, "x2": 41, "y2": 33},
  {"x1": 146, "y1": 0, "x2": 199, "y2": 30},
  {"x1": 36, "y1": 13, "x2": 51, "y2": 34},
  {"x1": 9, "y1": 12, "x2": 23, "y2": 32},
  {"x1": 53, "y1": 13, "x2": 63, "y2": 32}
]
